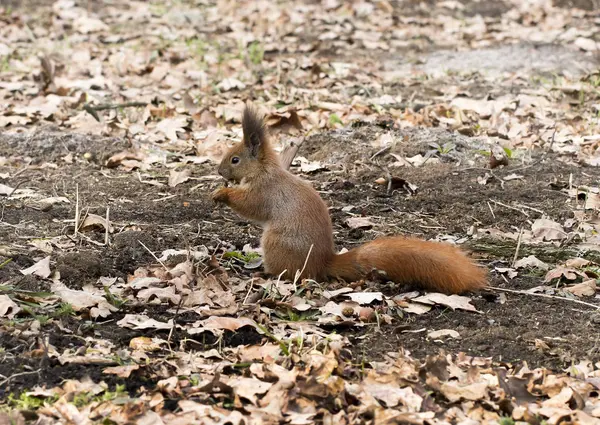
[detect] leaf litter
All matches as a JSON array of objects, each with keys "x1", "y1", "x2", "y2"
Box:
[{"x1": 1, "y1": 0, "x2": 600, "y2": 422}]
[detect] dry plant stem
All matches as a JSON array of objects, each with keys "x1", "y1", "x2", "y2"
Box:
[
  {"x1": 105, "y1": 206, "x2": 110, "y2": 246},
  {"x1": 0, "y1": 369, "x2": 41, "y2": 387},
  {"x1": 511, "y1": 227, "x2": 524, "y2": 268},
  {"x1": 279, "y1": 137, "x2": 305, "y2": 171},
  {"x1": 370, "y1": 145, "x2": 391, "y2": 160},
  {"x1": 491, "y1": 199, "x2": 530, "y2": 217},
  {"x1": 243, "y1": 278, "x2": 254, "y2": 305},
  {"x1": 487, "y1": 201, "x2": 496, "y2": 219},
  {"x1": 6, "y1": 180, "x2": 26, "y2": 198},
  {"x1": 292, "y1": 244, "x2": 314, "y2": 287},
  {"x1": 489, "y1": 286, "x2": 600, "y2": 310},
  {"x1": 84, "y1": 101, "x2": 147, "y2": 111},
  {"x1": 74, "y1": 184, "x2": 80, "y2": 235},
  {"x1": 138, "y1": 240, "x2": 169, "y2": 272},
  {"x1": 167, "y1": 298, "x2": 184, "y2": 347}
]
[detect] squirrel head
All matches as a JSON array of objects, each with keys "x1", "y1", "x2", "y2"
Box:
[{"x1": 217, "y1": 105, "x2": 276, "y2": 183}]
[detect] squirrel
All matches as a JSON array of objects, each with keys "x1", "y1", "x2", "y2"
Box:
[{"x1": 211, "y1": 105, "x2": 487, "y2": 294}]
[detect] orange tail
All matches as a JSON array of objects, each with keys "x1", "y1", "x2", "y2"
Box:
[{"x1": 327, "y1": 237, "x2": 487, "y2": 294}]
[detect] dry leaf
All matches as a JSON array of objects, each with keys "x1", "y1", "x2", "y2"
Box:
[
  {"x1": 79, "y1": 213, "x2": 113, "y2": 233},
  {"x1": 427, "y1": 329, "x2": 461, "y2": 339},
  {"x1": 20, "y1": 256, "x2": 51, "y2": 278},
  {"x1": 168, "y1": 168, "x2": 191, "y2": 187},
  {"x1": 103, "y1": 364, "x2": 140, "y2": 378},
  {"x1": 531, "y1": 219, "x2": 567, "y2": 241},
  {"x1": 344, "y1": 292, "x2": 383, "y2": 304},
  {"x1": 345, "y1": 217, "x2": 374, "y2": 229},
  {"x1": 0, "y1": 295, "x2": 20, "y2": 318},
  {"x1": 117, "y1": 314, "x2": 173, "y2": 330},
  {"x1": 513, "y1": 255, "x2": 549, "y2": 270},
  {"x1": 564, "y1": 280, "x2": 597, "y2": 297},
  {"x1": 156, "y1": 117, "x2": 189, "y2": 142},
  {"x1": 413, "y1": 293, "x2": 479, "y2": 312}
]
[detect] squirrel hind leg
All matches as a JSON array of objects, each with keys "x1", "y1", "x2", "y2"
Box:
[{"x1": 261, "y1": 235, "x2": 328, "y2": 282}]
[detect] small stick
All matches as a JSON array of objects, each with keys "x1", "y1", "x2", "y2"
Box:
[
  {"x1": 514, "y1": 204, "x2": 545, "y2": 215},
  {"x1": 370, "y1": 145, "x2": 391, "y2": 160},
  {"x1": 167, "y1": 297, "x2": 184, "y2": 347},
  {"x1": 243, "y1": 277, "x2": 255, "y2": 305},
  {"x1": 487, "y1": 201, "x2": 496, "y2": 219},
  {"x1": 138, "y1": 240, "x2": 169, "y2": 272},
  {"x1": 84, "y1": 101, "x2": 147, "y2": 111},
  {"x1": 74, "y1": 184, "x2": 80, "y2": 235},
  {"x1": 490, "y1": 199, "x2": 529, "y2": 217},
  {"x1": 105, "y1": 206, "x2": 110, "y2": 246},
  {"x1": 0, "y1": 369, "x2": 41, "y2": 387},
  {"x1": 293, "y1": 244, "x2": 314, "y2": 286},
  {"x1": 488, "y1": 286, "x2": 600, "y2": 310},
  {"x1": 84, "y1": 102, "x2": 148, "y2": 122},
  {"x1": 511, "y1": 227, "x2": 524, "y2": 268}
]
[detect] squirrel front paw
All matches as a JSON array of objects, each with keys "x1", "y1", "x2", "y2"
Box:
[{"x1": 211, "y1": 187, "x2": 229, "y2": 204}]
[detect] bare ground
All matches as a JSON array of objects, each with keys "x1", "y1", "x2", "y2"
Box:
[{"x1": 2, "y1": 123, "x2": 599, "y2": 399}]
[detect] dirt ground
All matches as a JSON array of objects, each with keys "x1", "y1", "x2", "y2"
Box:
[
  {"x1": 2, "y1": 0, "x2": 600, "y2": 421},
  {"x1": 1, "y1": 122, "x2": 599, "y2": 398}
]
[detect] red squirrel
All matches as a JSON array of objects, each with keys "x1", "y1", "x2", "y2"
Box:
[{"x1": 211, "y1": 105, "x2": 487, "y2": 294}]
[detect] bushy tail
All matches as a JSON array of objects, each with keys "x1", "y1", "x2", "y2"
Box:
[{"x1": 328, "y1": 237, "x2": 487, "y2": 294}]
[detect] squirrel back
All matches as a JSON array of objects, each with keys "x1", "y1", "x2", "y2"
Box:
[{"x1": 212, "y1": 104, "x2": 487, "y2": 294}]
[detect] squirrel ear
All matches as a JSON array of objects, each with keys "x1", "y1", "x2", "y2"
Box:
[
  {"x1": 246, "y1": 132, "x2": 261, "y2": 157},
  {"x1": 242, "y1": 105, "x2": 266, "y2": 158}
]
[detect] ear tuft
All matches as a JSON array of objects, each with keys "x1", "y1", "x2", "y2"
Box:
[{"x1": 242, "y1": 104, "x2": 267, "y2": 157}]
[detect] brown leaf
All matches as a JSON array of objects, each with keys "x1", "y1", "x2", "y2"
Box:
[
  {"x1": 345, "y1": 217, "x2": 374, "y2": 229},
  {"x1": 168, "y1": 168, "x2": 191, "y2": 187},
  {"x1": 20, "y1": 256, "x2": 51, "y2": 278},
  {"x1": 103, "y1": 364, "x2": 140, "y2": 378},
  {"x1": 564, "y1": 280, "x2": 597, "y2": 297}
]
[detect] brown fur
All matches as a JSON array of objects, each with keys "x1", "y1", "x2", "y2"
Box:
[{"x1": 212, "y1": 104, "x2": 487, "y2": 293}]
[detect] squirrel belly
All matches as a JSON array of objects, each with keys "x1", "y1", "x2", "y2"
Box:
[{"x1": 327, "y1": 237, "x2": 487, "y2": 294}]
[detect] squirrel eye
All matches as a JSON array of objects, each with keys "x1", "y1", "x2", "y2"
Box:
[{"x1": 231, "y1": 156, "x2": 240, "y2": 164}]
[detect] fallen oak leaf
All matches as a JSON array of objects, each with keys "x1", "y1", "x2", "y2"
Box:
[
  {"x1": 345, "y1": 217, "x2": 374, "y2": 229},
  {"x1": 156, "y1": 117, "x2": 189, "y2": 142},
  {"x1": 106, "y1": 151, "x2": 145, "y2": 168},
  {"x1": 514, "y1": 255, "x2": 549, "y2": 271},
  {"x1": 129, "y1": 336, "x2": 166, "y2": 352},
  {"x1": 226, "y1": 377, "x2": 272, "y2": 405},
  {"x1": 292, "y1": 156, "x2": 327, "y2": 173},
  {"x1": 0, "y1": 295, "x2": 20, "y2": 318},
  {"x1": 168, "y1": 168, "x2": 191, "y2": 187},
  {"x1": 361, "y1": 375, "x2": 423, "y2": 410},
  {"x1": 544, "y1": 266, "x2": 586, "y2": 282},
  {"x1": 439, "y1": 380, "x2": 489, "y2": 402},
  {"x1": 79, "y1": 213, "x2": 113, "y2": 233},
  {"x1": 117, "y1": 314, "x2": 173, "y2": 330},
  {"x1": 412, "y1": 293, "x2": 480, "y2": 313},
  {"x1": 564, "y1": 280, "x2": 597, "y2": 297},
  {"x1": 188, "y1": 316, "x2": 259, "y2": 334},
  {"x1": 344, "y1": 292, "x2": 383, "y2": 304},
  {"x1": 103, "y1": 364, "x2": 140, "y2": 378},
  {"x1": 20, "y1": 256, "x2": 52, "y2": 278},
  {"x1": 531, "y1": 219, "x2": 567, "y2": 241},
  {"x1": 216, "y1": 78, "x2": 246, "y2": 91},
  {"x1": 565, "y1": 258, "x2": 592, "y2": 268},
  {"x1": 427, "y1": 329, "x2": 461, "y2": 340}
]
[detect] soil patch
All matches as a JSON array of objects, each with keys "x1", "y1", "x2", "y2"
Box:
[{"x1": 1, "y1": 124, "x2": 598, "y2": 397}]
